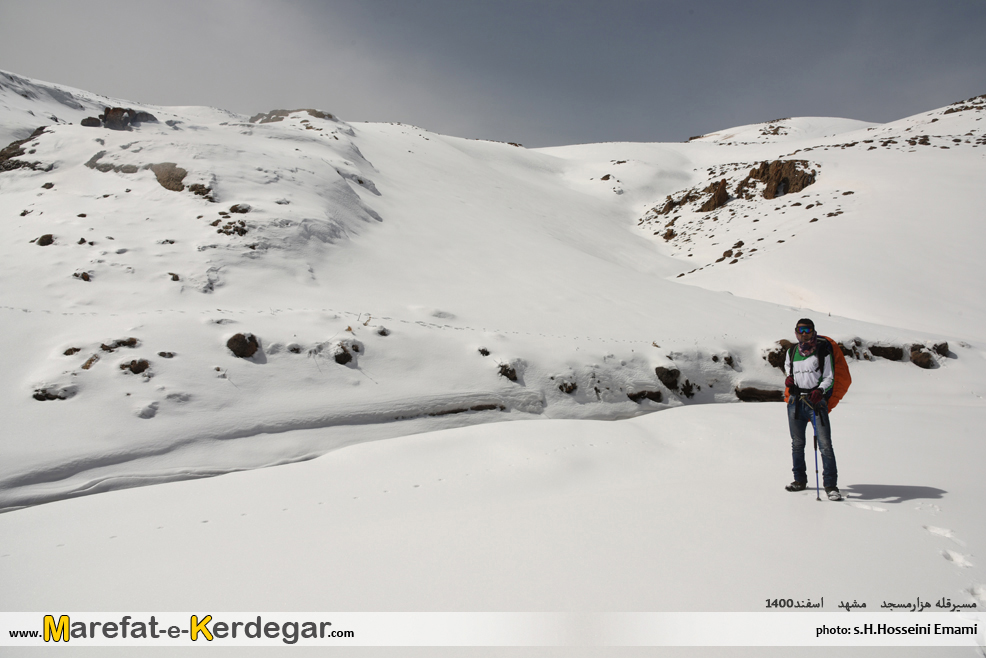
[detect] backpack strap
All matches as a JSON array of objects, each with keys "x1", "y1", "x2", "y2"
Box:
[
  {"x1": 815, "y1": 339, "x2": 829, "y2": 377},
  {"x1": 787, "y1": 345, "x2": 801, "y2": 419}
]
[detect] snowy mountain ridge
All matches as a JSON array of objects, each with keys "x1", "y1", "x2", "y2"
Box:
[{"x1": 1, "y1": 70, "x2": 984, "y2": 511}]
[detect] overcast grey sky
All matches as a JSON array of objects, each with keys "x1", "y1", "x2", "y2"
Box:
[{"x1": 2, "y1": 0, "x2": 984, "y2": 146}]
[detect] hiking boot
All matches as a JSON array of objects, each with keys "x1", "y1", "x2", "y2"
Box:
[
  {"x1": 785, "y1": 481, "x2": 808, "y2": 492},
  {"x1": 825, "y1": 486, "x2": 842, "y2": 501}
]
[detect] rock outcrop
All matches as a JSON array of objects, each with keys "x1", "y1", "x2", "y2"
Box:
[
  {"x1": 735, "y1": 386, "x2": 784, "y2": 402},
  {"x1": 698, "y1": 179, "x2": 730, "y2": 212},
  {"x1": 91, "y1": 107, "x2": 159, "y2": 131},
  {"x1": 249, "y1": 109, "x2": 335, "y2": 124},
  {"x1": 736, "y1": 160, "x2": 816, "y2": 200},
  {"x1": 869, "y1": 345, "x2": 903, "y2": 361},
  {"x1": 0, "y1": 126, "x2": 49, "y2": 172},
  {"x1": 147, "y1": 163, "x2": 188, "y2": 192},
  {"x1": 766, "y1": 340, "x2": 795, "y2": 370},
  {"x1": 627, "y1": 390, "x2": 663, "y2": 403}
]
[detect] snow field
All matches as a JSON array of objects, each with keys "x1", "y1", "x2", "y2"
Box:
[{"x1": 1, "y1": 72, "x2": 985, "y2": 655}]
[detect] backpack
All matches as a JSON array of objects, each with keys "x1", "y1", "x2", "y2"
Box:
[{"x1": 784, "y1": 336, "x2": 852, "y2": 411}]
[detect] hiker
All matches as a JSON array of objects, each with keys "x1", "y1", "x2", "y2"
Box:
[{"x1": 784, "y1": 318, "x2": 842, "y2": 501}]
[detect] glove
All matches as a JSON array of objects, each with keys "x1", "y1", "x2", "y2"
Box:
[
  {"x1": 808, "y1": 388, "x2": 824, "y2": 405},
  {"x1": 785, "y1": 375, "x2": 795, "y2": 388}
]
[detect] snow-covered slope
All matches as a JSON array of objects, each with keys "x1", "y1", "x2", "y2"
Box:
[
  {"x1": 2, "y1": 71, "x2": 985, "y2": 654},
  {"x1": 0, "y1": 71, "x2": 983, "y2": 514}
]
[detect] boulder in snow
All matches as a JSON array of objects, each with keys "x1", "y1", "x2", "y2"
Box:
[
  {"x1": 869, "y1": 344, "x2": 903, "y2": 361},
  {"x1": 227, "y1": 333, "x2": 260, "y2": 358},
  {"x1": 654, "y1": 366, "x2": 680, "y2": 391}
]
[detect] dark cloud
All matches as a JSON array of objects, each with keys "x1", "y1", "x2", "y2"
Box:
[{"x1": 1, "y1": 0, "x2": 984, "y2": 146}]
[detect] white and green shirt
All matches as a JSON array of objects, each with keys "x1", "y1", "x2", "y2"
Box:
[{"x1": 786, "y1": 345, "x2": 835, "y2": 394}]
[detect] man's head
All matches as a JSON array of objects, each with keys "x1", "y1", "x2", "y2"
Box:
[{"x1": 795, "y1": 318, "x2": 815, "y2": 344}]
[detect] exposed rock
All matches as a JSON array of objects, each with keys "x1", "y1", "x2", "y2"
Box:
[
  {"x1": 229, "y1": 203, "x2": 251, "y2": 213},
  {"x1": 869, "y1": 345, "x2": 903, "y2": 361},
  {"x1": 84, "y1": 151, "x2": 113, "y2": 172},
  {"x1": 1, "y1": 126, "x2": 49, "y2": 172},
  {"x1": 132, "y1": 111, "x2": 158, "y2": 124},
  {"x1": 498, "y1": 363, "x2": 518, "y2": 381},
  {"x1": 120, "y1": 359, "x2": 150, "y2": 375},
  {"x1": 333, "y1": 345, "x2": 352, "y2": 365},
  {"x1": 79, "y1": 151, "x2": 140, "y2": 173},
  {"x1": 838, "y1": 339, "x2": 862, "y2": 359},
  {"x1": 81, "y1": 117, "x2": 101, "y2": 127},
  {"x1": 735, "y1": 387, "x2": 784, "y2": 402},
  {"x1": 909, "y1": 349, "x2": 935, "y2": 370},
  {"x1": 188, "y1": 183, "x2": 215, "y2": 201},
  {"x1": 377, "y1": 327, "x2": 391, "y2": 337},
  {"x1": 558, "y1": 381, "x2": 578, "y2": 394},
  {"x1": 933, "y1": 342, "x2": 949, "y2": 357},
  {"x1": 227, "y1": 333, "x2": 259, "y2": 358},
  {"x1": 82, "y1": 355, "x2": 99, "y2": 370},
  {"x1": 943, "y1": 95, "x2": 986, "y2": 115},
  {"x1": 97, "y1": 107, "x2": 158, "y2": 130},
  {"x1": 100, "y1": 108, "x2": 132, "y2": 131},
  {"x1": 478, "y1": 347, "x2": 489, "y2": 356},
  {"x1": 37, "y1": 234, "x2": 54, "y2": 246},
  {"x1": 42, "y1": 182, "x2": 54, "y2": 189},
  {"x1": 33, "y1": 388, "x2": 69, "y2": 401},
  {"x1": 217, "y1": 219, "x2": 248, "y2": 236},
  {"x1": 736, "y1": 160, "x2": 816, "y2": 200},
  {"x1": 628, "y1": 390, "x2": 662, "y2": 403},
  {"x1": 698, "y1": 179, "x2": 729, "y2": 212},
  {"x1": 147, "y1": 163, "x2": 187, "y2": 192},
  {"x1": 64, "y1": 347, "x2": 81, "y2": 356},
  {"x1": 654, "y1": 190, "x2": 700, "y2": 216},
  {"x1": 654, "y1": 366, "x2": 680, "y2": 391},
  {"x1": 249, "y1": 108, "x2": 335, "y2": 124},
  {"x1": 158, "y1": 351, "x2": 175, "y2": 358},
  {"x1": 766, "y1": 340, "x2": 795, "y2": 370}
]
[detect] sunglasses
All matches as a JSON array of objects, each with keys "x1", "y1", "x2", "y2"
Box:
[{"x1": 796, "y1": 327, "x2": 814, "y2": 335}]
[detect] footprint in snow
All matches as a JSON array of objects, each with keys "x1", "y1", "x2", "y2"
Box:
[
  {"x1": 941, "y1": 550, "x2": 974, "y2": 568},
  {"x1": 968, "y1": 583, "x2": 986, "y2": 605},
  {"x1": 847, "y1": 501, "x2": 887, "y2": 512},
  {"x1": 923, "y1": 526, "x2": 966, "y2": 546}
]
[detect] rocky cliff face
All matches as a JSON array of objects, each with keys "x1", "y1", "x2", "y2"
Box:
[{"x1": 735, "y1": 160, "x2": 816, "y2": 200}]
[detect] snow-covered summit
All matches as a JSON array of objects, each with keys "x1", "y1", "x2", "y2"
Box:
[{"x1": 685, "y1": 116, "x2": 878, "y2": 145}]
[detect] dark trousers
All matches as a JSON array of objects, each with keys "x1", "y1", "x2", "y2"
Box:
[{"x1": 788, "y1": 398, "x2": 837, "y2": 488}]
